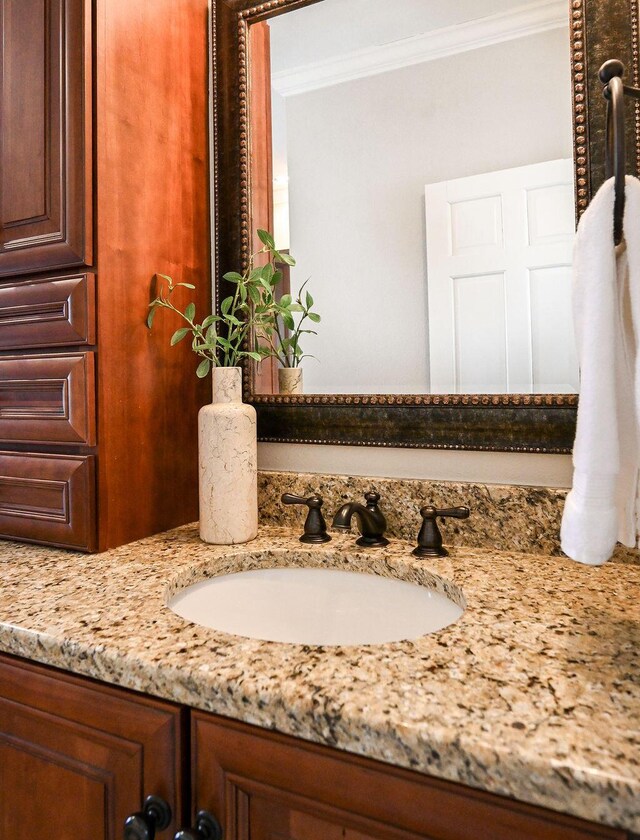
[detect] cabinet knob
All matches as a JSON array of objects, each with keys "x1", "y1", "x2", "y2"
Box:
[
  {"x1": 124, "y1": 794, "x2": 172, "y2": 840},
  {"x1": 173, "y1": 811, "x2": 222, "y2": 840}
]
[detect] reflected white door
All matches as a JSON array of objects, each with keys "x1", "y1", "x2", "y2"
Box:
[{"x1": 425, "y1": 158, "x2": 578, "y2": 394}]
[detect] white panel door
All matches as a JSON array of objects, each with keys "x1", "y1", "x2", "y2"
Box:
[{"x1": 425, "y1": 158, "x2": 578, "y2": 394}]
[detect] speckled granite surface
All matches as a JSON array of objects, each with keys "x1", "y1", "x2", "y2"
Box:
[
  {"x1": 0, "y1": 525, "x2": 638, "y2": 832},
  {"x1": 258, "y1": 470, "x2": 640, "y2": 563}
]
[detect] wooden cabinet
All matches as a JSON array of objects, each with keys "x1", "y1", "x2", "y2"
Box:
[
  {"x1": 0, "y1": 451, "x2": 95, "y2": 549},
  {"x1": 0, "y1": 0, "x2": 92, "y2": 277},
  {"x1": 0, "y1": 654, "x2": 632, "y2": 840},
  {"x1": 0, "y1": 0, "x2": 211, "y2": 550},
  {"x1": 191, "y1": 714, "x2": 628, "y2": 840},
  {"x1": 0, "y1": 654, "x2": 184, "y2": 840},
  {"x1": 0, "y1": 273, "x2": 95, "y2": 350}
]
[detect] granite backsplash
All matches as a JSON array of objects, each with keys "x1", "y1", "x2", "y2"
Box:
[{"x1": 258, "y1": 470, "x2": 639, "y2": 563}]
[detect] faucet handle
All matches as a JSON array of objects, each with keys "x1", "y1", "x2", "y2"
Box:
[
  {"x1": 413, "y1": 505, "x2": 470, "y2": 557},
  {"x1": 281, "y1": 493, "x2": 331, "y2": 544}
]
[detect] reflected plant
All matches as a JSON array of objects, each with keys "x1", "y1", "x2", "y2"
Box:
[{"x1": 252, "y1": 230, "x2": 321, "y2": 369}]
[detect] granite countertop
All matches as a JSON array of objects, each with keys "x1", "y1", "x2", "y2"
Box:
[{"x1": 0, "y1": 525, "x2": 638, "y2": 832}]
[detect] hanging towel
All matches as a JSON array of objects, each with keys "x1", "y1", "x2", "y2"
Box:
[{"x1": 561, "y1": 176, "x2": 640, "y2": 565}]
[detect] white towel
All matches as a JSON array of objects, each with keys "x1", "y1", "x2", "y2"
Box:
[{"x1": 561, "y1": 176, "x2": 640, "y2": 565}]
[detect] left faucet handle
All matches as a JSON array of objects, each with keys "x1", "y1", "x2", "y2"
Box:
[{"x1": 281, "y1": 493, "x2": 332, "y2": 544}]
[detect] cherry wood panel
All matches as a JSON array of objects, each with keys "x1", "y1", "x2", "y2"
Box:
[
  {"x1": 0, "y1": 450, "x2": 95, "y2": 549},
  {"x1": 0, "y1": 653, "x2": 184, "y2": 840},
  {"x1": 0, "y1": 352, "x2": 95, "y2": 445},
  {"x1": 0, "y1": 272, "x2": 95, "y2": 349},
  {"x1": 192, "y1": 713, "x2": 628, "y2": 840},
  {"x1": 0, "y1": 0, "x2": 92, "y2": 276},
  {"x1": 249, "y1": 20, "x2": 278, "y2": 395},
  {"x1": 94, "y1": 0, "x2": 210, "y2": 550}
]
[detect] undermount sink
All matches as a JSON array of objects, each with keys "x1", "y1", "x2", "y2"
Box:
[{"x1": 168, "y1": 564, "x2": 464, "y2": 646}]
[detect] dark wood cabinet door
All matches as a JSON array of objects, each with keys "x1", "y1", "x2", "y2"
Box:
[
  {"x1": 0, "y1": 654, "x2": 184, "y2": 840},
  {"x1": 191, "y1": 714, "x2": 627, "y2": 840},
  {"x1": 0, "y1": 0, "x2": 92, "y2": 276}
]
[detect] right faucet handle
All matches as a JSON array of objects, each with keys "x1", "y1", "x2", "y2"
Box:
[{"x1": 413, "y1": 505, "x2": 470, "y2": 557}]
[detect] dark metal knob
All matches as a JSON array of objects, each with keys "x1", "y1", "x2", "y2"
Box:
[
  {"x1": 174, "y1": 811, "x2": 223, "y2": 840},
  {"x1": 124, "y1": 795, "x2": 172, "y2": 840},
  {"x1": 599, "y1": 58, "x2": 625, "y2": 86},
  {"x1": 413, "y1": 506, "x2": 470, "y2": 557},
  {"x1": 281, "y1": 493, "x2": 331, "y2": 543}
]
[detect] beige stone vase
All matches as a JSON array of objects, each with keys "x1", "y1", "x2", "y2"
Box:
[
  {"x1": 278, "y1": 367, "x2": 303, "y2": 395},
  {"x1": 198, "y1": 367, "x2": 257, "y2": 544}
]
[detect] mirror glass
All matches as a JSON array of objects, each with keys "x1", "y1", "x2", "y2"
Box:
[{"x1": 249, "y1": 0, "x2": 577, "y2": 396}]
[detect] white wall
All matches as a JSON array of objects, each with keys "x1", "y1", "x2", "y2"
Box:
[
  {"x1": 258, "y1": 444, "x2": 573, "y2": 488},
  {"x1": 282, "y1": 27, "x2": 573, "y2": 393}
]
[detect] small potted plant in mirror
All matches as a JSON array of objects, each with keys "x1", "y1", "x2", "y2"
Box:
[
  {"x1": 252, "y1": 230, "x2": 321, "y2": 395},
  {"x1": 146, "y1": 230, "x2": 294, "y2": 546}
]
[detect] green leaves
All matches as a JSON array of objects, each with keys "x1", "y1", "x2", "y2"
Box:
[
  {"x1": 146, "y1": 230, "x2": 321, "y2": 374},
  {"x1": 171, "y1": 327, "x2": 190, "y2": 345},
  {"x1": 257, "y1": 229, "x2": 276, "y2": 248},
  {"x1": 196, "y1": 358, "x2": 211, "y2": 378}
]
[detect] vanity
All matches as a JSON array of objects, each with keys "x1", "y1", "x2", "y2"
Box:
[{"x1": 0, "y1": 524, "x2": 638, "y2": 839}]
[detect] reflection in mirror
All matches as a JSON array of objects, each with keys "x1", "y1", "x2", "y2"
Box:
[{"x1": 249, "y1": 0, "x2": 577, "y2": 395}]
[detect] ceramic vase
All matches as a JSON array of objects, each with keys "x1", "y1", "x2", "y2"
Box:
[
  {"x1": 198, "y1": 367, "x2": 257, "y2": 544},
  {"x1": 278, "y1": 367, "x2": 303, "y2": 395}
]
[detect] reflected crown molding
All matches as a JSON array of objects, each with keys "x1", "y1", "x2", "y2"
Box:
[{"x1": 272, "y1": 0, "x2": 567, "y2": 97}]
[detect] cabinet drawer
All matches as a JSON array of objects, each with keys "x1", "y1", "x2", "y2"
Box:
[
  {"x1": 0, "y1": 451, "x2": 95, "y2": 550},
  {"x1": 0, "y1": 352, "x2": 95, "y2": 445},
  {"x1": 0, "y1": 273, "x2": 95, "y2": 350}
]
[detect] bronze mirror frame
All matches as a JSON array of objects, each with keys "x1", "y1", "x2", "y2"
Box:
[{"x1": 212, "y1": 0, "x2": 640, "y2": 452}]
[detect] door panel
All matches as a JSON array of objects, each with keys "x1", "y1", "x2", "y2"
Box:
[
  {"x1": 191, "y1": 713, "x2": 625, "y2": 840},
  {"x1": 0, "y1": 0, "x2": 92, "y2": 276},
  {"x1": 425, "y1": 159, "x2": 577, "y2": 394},
  {"x1": 0, "y1": 654, "x2": 183, "y2": 840}
]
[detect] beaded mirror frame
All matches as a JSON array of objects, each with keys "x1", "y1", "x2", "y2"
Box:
[{"x1": 212, "y1": 0, "x2": 639, "y2": 452}]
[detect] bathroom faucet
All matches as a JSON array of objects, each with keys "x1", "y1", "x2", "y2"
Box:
[{"x1": 332, "y1": 491, "x2": 389, "y2": 547}]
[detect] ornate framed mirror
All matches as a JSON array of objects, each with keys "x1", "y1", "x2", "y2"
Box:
[{"x1": 212, "y1": 0, "x2": 639, "y2": 452}]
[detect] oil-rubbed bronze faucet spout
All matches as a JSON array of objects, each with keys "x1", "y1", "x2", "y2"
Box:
[{"x1": 332, "y1": 491, "x2": 389, "y2": 547}]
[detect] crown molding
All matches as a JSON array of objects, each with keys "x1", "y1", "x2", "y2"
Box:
[{"x1": 271, "y1": 0, "x2": 567, "y2": 97}]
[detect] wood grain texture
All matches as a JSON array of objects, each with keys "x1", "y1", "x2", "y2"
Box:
[
  {"x1": 192, "y1": 713, "x2": 628, "y2": 840},
  {"x1": 0, "y1": 0, "x2": 92, "y2": 276},
  {"x1": 94, "y1": 0, "x2": 211, "y2": 549},
  {"x1": 249, "y1": 21, "x2": 278, "y2": 395},
  {"x1": 0, "y1": 352, "x2": 96, "y2": 444},
  {"x1": 0, "y1": 273, "x2": 95, "y2": 349},
  {"x1": 0, "y1": 450, "x2": 95, "y2": 550},
  {"x1": 0, "y1": 653, "x2": 183, "y2": 840}
]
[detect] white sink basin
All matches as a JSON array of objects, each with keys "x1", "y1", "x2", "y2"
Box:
[{"x1": 168, "y1": 566, "x2": 463, "y2": 645}]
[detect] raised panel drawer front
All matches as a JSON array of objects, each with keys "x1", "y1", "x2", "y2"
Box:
[
  {"x1": 0, "y1": 352, "x2": 95, "y2": 444},
  {"x1": 0, "y1": 0, "x2": 92, "y2": 276},
  {"x1": 0, "y1": 451, "x2": 95, "y2": 549},
  {"x1": 0, "y1": 273, "x2": 95, "y2": 350}
]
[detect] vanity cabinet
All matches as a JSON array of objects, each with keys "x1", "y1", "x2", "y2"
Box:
[
  {"x1": 0, "y1": 0, "x2": 211, "y2": 551},
  {"x1": 0, "y1": 653, "x2": 630, "y2": 840},
  {"x1": 191, "y1": 713, "x2": 627, "y2": 840},
  {"x1": 0, "y1": 655, "x2": 184, "y2": 840}
]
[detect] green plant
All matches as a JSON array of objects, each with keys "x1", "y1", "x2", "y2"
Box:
[
  {"x1": 147, "y1": 230, "x2": 295, "y2": 377},
  {"x1": 251, "y1": 231, "x2": 321, "y2": 369}
]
